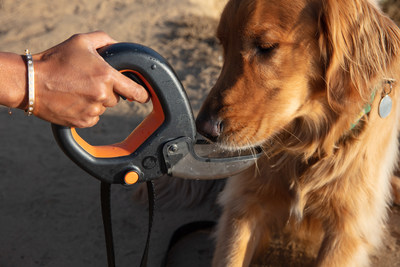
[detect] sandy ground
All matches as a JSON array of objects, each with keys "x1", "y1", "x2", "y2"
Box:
[{"x1": 0, "y1": 0, "x2": 399, "y2": 266}]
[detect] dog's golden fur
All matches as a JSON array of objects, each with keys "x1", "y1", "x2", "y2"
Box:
[{"x1": 196, "y1": 0, "x2": 400, "y2": 266}]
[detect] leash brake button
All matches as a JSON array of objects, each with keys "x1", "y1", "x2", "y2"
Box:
[{"x1": 124, "y1": 170, "x2": 140, "y2": 185}]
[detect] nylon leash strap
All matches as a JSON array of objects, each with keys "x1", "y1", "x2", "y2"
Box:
[{"x1": 101, "y1": 181, "x2": 155, "y2": 267}]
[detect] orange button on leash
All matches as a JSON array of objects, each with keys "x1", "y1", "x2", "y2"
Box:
[{"x1": 124, "y1": 171, "x2": 139, "y2": 185}]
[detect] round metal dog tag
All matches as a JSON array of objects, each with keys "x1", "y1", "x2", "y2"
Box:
[{"x1": 378, "y1": 94, "x2": 392, "y2": 118}]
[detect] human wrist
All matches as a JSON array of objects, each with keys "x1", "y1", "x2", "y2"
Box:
[{"x1": 0, "y1": 52, "x2": 28, "y2": 109}]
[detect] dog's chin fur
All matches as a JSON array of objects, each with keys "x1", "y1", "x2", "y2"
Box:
[
  {"x1": 214, "y1": 139, "x2": 265, "y2": 154},
  {"x1": 194, "y1": 0, "x2": 400, "y2": 266}
]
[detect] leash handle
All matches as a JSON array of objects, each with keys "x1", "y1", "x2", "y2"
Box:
[{"x1": 52, "y1": 43, "x2": 196, "y2": 185}]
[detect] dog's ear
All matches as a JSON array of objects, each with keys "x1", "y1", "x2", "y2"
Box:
[{"x1": 319, "y1": 0, "x2": 400, "y2": 111}]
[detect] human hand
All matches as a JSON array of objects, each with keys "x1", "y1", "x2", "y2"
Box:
[{"x1": 28, "y1": 31, "x2": 149, "y2": 127}]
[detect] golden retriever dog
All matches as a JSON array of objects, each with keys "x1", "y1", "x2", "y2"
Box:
[{"x1": 196, "y1": 0, "x2": 400, "y2": 266}]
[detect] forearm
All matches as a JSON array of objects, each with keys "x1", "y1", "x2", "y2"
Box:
[{"x1": 0, "y1": 52, "x2": 28, "y2": 109}]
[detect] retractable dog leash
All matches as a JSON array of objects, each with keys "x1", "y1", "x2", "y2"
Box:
[{"x1": 52, "y1": 43, "x2": 260, "y2": 266}]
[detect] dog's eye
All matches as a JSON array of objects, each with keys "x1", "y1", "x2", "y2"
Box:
[{"x1": 256, "y1": 43, "x2": 278, "y2": 55}]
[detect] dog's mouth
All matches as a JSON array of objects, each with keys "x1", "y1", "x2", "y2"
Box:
[
  {"x1": 195, "y1": 133, "x2": 264, "y2": 159},
  {"x1": 195, "y1": 109, "x2": 271, "y2": 155},
  {"x1": 196, "y1": 118, "x2": 265, "y2": 156}
]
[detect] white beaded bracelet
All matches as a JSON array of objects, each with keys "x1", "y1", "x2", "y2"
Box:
[{"x1": 25, "y1": 49, "x2": 35, "y2": 116}]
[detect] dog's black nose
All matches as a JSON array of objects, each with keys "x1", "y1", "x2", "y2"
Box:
[{"x1": 196, "y1": 112, "x2": 223, "y2": 142}]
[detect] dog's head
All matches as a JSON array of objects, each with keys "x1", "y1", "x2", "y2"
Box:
[{"x1": 196, "y1": 0, "x2": 400, "y2": 155}]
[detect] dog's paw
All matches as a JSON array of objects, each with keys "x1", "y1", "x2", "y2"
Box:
[{"x1": 391, "y1": 176, "x2": 400, "y2": 206}]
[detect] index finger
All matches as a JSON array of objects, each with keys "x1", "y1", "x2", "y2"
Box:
[{"x1": 112, "y1": 68, "x2": 150, "y2": 103}]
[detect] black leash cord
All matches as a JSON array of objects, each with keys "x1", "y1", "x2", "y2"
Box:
[
  {"x1": 101, "y1": 182, "x2": 116, "y2": 267},
  {"x1": 101, "y1": 181, "x2": 155, "y2": 267},
  {"x1": 140, "y1": 181, "x2": 155, "y2": 267}
]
